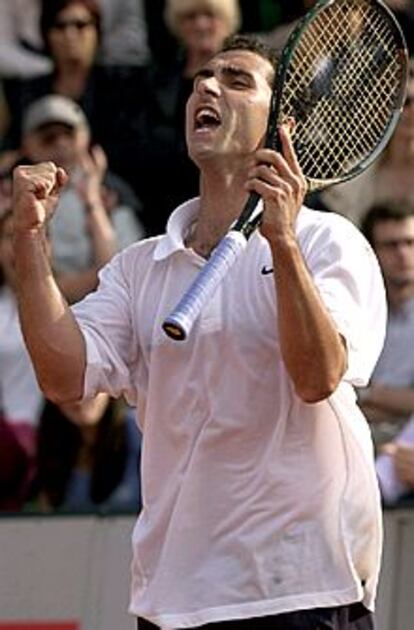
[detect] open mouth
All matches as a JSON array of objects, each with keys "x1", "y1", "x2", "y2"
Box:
[{"x1": 194, "y1": 107, "x2": 221, "y2": 131}]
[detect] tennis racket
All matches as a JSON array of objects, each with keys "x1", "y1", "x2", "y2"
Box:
[{"x1": 163, "y1": 0, "x2": 408, "y2": 341}]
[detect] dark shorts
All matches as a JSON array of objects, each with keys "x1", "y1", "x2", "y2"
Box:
[{"x1": 137, "y1": 601, "x2": 375, "y2": 629}]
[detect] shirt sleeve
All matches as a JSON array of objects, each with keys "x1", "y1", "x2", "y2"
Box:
[
  {"x1": 71, "y1": 252, "x2": 139, "y2": 404},
  {"x1": 303, "y1": 214, "x2": 387, "y2": 387}
]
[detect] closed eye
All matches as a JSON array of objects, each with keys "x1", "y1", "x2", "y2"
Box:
[
  {"x1": 229, "y1": 78, "x2": 250, "y2": 89},
  {"x1": 223, "y1": 67, "x2": 254, "y2": 90}
]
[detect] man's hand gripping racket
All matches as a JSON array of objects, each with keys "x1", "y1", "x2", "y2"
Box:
[{"x1": 163, "y1": 0, "x2": 408, "y2": 341}]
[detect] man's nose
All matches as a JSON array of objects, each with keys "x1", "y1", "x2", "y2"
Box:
[{"x1": 196, "y1": 75, "x2": 221, "y2": 97}]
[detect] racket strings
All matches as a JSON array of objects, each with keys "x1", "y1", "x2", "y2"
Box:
[
  {"x1": 279, "y1": 0, "x2": 405, "y2": 186},
  {"x1": 300, "y1": 13, "x2": 398, "y2": 170}
]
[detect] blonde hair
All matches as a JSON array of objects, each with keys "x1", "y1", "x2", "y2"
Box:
[{"x1": 164, "y1": 0, "x2": 241, "y2": 39}]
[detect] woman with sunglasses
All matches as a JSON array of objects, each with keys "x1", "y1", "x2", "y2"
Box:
[
  {"x1": 1, "y1": 0, "x2": 148, "y2": 196},
  {"x1": 0, "y1": 0, "x2": 150, "y2": 80}
]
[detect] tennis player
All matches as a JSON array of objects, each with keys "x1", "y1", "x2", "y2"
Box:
[{"x1": 12, "y1": 36, "x2": 386, "y2": 629}]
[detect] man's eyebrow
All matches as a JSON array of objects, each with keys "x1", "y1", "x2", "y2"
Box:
[{"x1": 221, "y1": 65, "x2": 254, "y2": 82}]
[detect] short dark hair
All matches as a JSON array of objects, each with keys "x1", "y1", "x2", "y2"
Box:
[
  {"x1": 361, "y1": 202, "x2": 414, "y2": 245},
  {"x1": 40, "y1": 0, "x2": 102, "y2": 55},
  {"x1": 220, "y1": 34, "x2": 279, "y2": 85}
]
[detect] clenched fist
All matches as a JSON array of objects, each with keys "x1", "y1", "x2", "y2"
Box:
[{"x1": 12, "y1": 162, "x2": 68, "y2": 234}]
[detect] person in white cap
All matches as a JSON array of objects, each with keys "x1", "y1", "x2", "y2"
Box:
[{"x1": 20, "y1": 94, "x2": 144, "y2": 303}]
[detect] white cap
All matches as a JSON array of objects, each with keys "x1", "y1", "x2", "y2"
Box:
[{"x1": 23, "y1": 95, "x2": 89, "y2": 135}]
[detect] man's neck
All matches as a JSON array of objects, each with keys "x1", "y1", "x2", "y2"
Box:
[{"x1": 186, "y1": 168, "x2": 251, "y2": 258}]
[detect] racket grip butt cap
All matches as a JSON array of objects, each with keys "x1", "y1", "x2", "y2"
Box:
[{"x1": 162, "y1": 319, "x2": 187, "y2": 341}]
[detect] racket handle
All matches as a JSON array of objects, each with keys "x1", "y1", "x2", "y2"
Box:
[{"x1": 162, "y1": 230, "x2": 248, "y2": 341}]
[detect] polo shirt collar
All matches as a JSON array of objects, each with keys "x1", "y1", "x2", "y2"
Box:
[{"x1": 153, "y1": 197, "x2": 200, "y2": 261}]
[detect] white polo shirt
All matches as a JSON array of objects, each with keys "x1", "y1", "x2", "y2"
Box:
[{"x1": 73, "y1": 199, "x2": 387, "y2": 629}]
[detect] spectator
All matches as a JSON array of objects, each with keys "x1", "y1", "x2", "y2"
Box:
[
  {"x1": 143, "y1": 0, "x2": 293, "y2": 67},
  {"x1": 2, "y1": 0, "x2": 102, "y2": 149},
  {"x1": 0, "y1": 0, "x2": 150, "y2": 80},
  {"x1": 20, "y1": 94, "x2": 144, "y2": 303},
  {"x1": 32, "y1": 396, "x2": 141, "y2": 513},
  {"x1": 138, "y1": 0, "x2": 242, "y2": 235},
  {"x1": 376, "y1": 414, "x2": 414, "y2": 504},
  {"x1": 2, "y1": 0, "x2": 148, "y2": 188},
  {"x1": 359, "y1": 202, "x2": 414, "y2": 450},
  {"x1": 0, "y1": 208, "x2": 44, "y2": 511}
]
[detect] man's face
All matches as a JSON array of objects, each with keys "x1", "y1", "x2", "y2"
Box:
[
  {"x1": 23, "y1": 122, "x2": 90, "y2": 172},
  {"x1": 185, "y1": 49, "x2": 273, "y2": 167},
  {"x1": 373, "y1": 217, "x2": 414, "y2": 289}
]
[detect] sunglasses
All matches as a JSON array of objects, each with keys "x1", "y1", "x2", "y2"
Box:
[{"x1": 52, "y1": 18, "x2": 96, "y2": 31}]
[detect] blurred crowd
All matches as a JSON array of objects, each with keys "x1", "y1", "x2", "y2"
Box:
[{"x1": 0, "y1": 0, "x2": 414, "y2": 514}]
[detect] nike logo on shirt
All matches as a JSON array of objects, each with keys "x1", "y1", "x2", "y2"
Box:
[{"x1": 261, "y1": 266, "x2": 274, "y2": 275}]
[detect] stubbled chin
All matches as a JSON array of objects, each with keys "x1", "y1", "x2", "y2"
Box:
[
  {"x1": 188, "y1": 130, "x2": 218, "y2": 153},
  {"x1": 188, "y1": 142, "x2": 219, "y2": 167},
  {"x1": 193, "y1": 125, "x2": 220, "y2": 138}
]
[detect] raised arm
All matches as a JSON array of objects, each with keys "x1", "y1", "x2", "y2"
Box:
[
  {"x1": 12, "y1": 162, "x2": 87, "y2": 404},
  {"x1": 247, "y1": 126, "x2": 347, "y2": 403}
]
